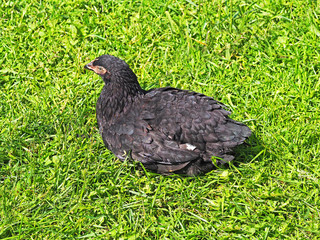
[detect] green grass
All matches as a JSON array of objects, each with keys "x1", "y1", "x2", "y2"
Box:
[{"x1": 1, "y1": 0, "x2": 320, "y2": 238}]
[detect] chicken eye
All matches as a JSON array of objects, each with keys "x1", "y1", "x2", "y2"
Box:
[{"x1": 97, "y1": 66, "x2": 104, "y2": 71}]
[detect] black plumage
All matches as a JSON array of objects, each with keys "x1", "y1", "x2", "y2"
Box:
[{"x1": 84, "y1": 55, "x2": 251, "y2": 176}]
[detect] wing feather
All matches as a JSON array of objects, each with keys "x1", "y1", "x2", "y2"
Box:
[{"x1": 101, "y1": 87, "x2": 251, "y2": 167}]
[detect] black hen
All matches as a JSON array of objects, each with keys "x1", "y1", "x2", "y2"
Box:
[{"x1": 85, "y1": 55, "x2": 251, "y2": 176}]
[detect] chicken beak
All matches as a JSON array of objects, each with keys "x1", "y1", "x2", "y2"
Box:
[{"x1": 84, "y1": 60, "x2": 94, "y2": 70}]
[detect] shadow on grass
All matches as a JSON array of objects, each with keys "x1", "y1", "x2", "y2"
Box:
[{"x1": 232, "y1": 132, "x2": 268, "y2": 167}]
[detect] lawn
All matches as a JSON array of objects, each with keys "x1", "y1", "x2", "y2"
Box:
[{"x1": 1, "y1": 0, "x2": 319, "y2": 239}]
